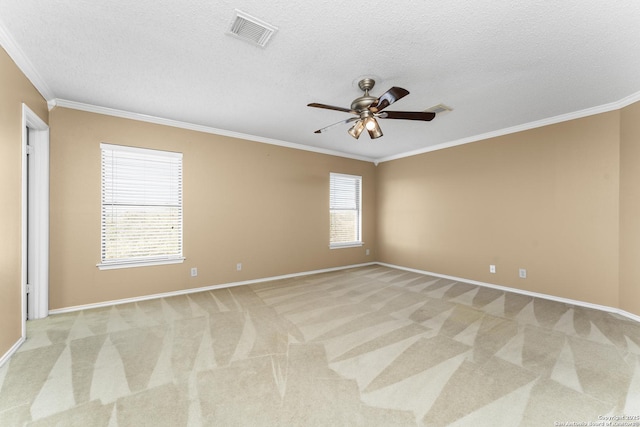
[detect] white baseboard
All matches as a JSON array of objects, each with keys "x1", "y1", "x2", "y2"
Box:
[
  {"x1": 48, "y1": 262, "x2": 377, "y2": 315},
  {"x1": 10, "y1": 260, "x2": 640, "y2": 367},
  {"x1": 46, "y1": 260, "x2": 640, "y2": 324},
  {"x1": 377, "y1": 262, "x2": 640, "y2": 324},
  {"x1": 0, "y1": 336, "x2": 25, "y2": 368}
]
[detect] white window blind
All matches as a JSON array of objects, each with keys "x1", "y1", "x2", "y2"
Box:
[
  {"x1": 100, "y1": 143, "x2": 183, "y2": 268},
  {"x1": 330, "y1": 173, "x2": 362, "y2": 248}
]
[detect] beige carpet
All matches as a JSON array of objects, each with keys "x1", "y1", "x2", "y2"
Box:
[{"x1": 1, "y1": 265, "x2": 640, "y2": 426}]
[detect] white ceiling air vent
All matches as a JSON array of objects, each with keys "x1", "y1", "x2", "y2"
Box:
[
  {"x1": 425, "y1": 103, "x2": 453, "y2": 115},
  {"x1": 228, "y1": 10, "x2": 278, "y2": 48}
]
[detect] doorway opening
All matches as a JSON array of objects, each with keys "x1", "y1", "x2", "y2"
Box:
[{"x1": 21, "y1": 104, "x2": 49, "y2": 336}]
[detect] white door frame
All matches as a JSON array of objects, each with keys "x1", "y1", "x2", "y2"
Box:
[{"x1": 21, "y1": 103, "x2": 49, "y2": 331}]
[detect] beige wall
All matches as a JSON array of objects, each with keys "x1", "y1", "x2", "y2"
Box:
[
  {"x1": 377, "y1": 112, "x2": 622, "y2": 308},
  {"x1": 620, "y1": 101, "x2": 640, "y2": 316},
  {"x1": 0, "y1": 47, "x2": 48, "y2": 356},
  {"x1": 44, "y1": 102, "x2": 640, "y2": 317},
  {"x1": 49, "y1": 108, "x2": 376, "y2": 309}
]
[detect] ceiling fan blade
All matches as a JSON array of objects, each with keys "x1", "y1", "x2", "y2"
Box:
[
  {"x1": 369, "y1": 87, "x2": 410, "y2": 112},
  {"x1": 307, "y1": 103, "x2": 355, "y2": 114},
  {"x1": 313, "y1": 117, "x2": 359, "y2": 134},
  {"x1": 378, "y1": 111, "x2": 436, "y2": 121}
]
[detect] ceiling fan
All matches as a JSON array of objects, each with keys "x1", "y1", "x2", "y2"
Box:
[{"x1": 307, "y1": 78, "x2": 436, "y2": 139}]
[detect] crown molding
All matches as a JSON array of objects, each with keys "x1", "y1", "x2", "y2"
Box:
[
  {"x1": 376, "y1": 90, "x2": 640, "y2": 163},
  {"x1": 50, "y1": 90, "x2": 640, "y2": 165},
  {"x1": 616, "y1": 89, "x2": 640, "y2": 109},
  {"x1": 29, "y1": 87, "x2": 640, "y2": 166},
  {"x1": 52, "y1": 99, "x2": 376, "y2": 163},
  {"x1": 0, "y1": 17, "x2": 54, "y2": 101}
]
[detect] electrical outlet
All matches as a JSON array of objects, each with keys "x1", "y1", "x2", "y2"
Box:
[
  {"x1": 519, "y1": 268, "x2": 527, "y2": 279},
  {"x1": 190, "y1": 267, "x2": 198, "y2": 277},
  {"x1": 366, "y1": 249, "x2": 370, "y2": 256},
  {"x1": 236, "y1": 263, "x2": 242, "y2": 271},
  {"x1": 489, "y1": 265, "x2": 496, "y2": 274}
]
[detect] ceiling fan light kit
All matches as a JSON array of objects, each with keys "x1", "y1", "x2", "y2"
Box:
[
  {"x1": 348, "y1": 121, "x2": 365, "y2": 139},
  {"x1": 366, "y1": 117, "x2": 383, "y2": 139},
  {"x1": 308, "y1": 78, "x2": 436, "y2": 140}
]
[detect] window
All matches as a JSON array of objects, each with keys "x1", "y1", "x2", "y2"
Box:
[
  {"x1": 329, "y1": 172, "x2": 362, "y2": 248},
  {"x1": 99, "y1": 143, "x2": 183, "y2": 269}
]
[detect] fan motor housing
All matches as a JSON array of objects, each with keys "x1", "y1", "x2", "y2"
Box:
[
  {"x1": 351, "y1": 78, "x2": 377, "y2": 111},
  {"x1": 351, "y1": 96, "x2": 377, "y2": 112}
]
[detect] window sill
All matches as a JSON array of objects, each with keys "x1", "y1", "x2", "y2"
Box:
[
  {"x1": 329, "y1": 242, "x2": 364, "y2": 250},
  {"x1": 97, "y1": 257, "x2": 185, "y2": 270}
]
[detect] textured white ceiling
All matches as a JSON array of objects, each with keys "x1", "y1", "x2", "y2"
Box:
[{"x1": 2, "y1": 0, "x2": 640, "y2": 161}]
